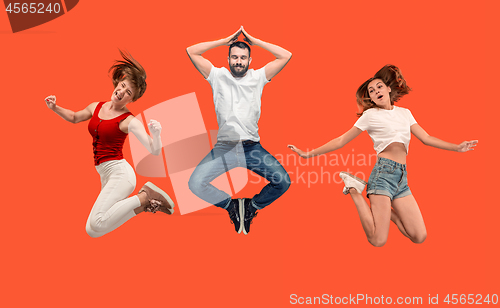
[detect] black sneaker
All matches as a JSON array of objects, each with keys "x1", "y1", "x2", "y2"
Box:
[
  {"x1": 242, "y1": 198, "x2": 258, "y2": 235},
  {"x1": 227, "y1": 199, "x2": 243, "y2": 234}
]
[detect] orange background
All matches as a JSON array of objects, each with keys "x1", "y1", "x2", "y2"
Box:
[{"x1": 0, "y1": 0, "x2": 498, "y2": 307}]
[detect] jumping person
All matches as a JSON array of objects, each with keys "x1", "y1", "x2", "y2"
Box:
[
  {"x1": 45, "y1": 51, "x2": 174, "y2": 238},
  {"x1": 186, "y1": 26, "x2": 292, "y2": 234},
  {"x1": 289, "y1": 65, "x2": 477, "y2": 246}
]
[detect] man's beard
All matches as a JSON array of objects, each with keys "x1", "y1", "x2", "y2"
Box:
[{"x1": 230, "y1": 64, "x2": 248, "y2": 77}]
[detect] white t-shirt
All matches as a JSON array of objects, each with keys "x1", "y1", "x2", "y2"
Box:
[
  {"x1": 206, "y1": 66, "x2": 269, "y2": 142},
  {"x1": 354, "y1": 106, "x2": 417, "y2": 154}
]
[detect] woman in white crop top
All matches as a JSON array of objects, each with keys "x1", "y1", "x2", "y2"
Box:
[{"x1": 289, "y1": 65, "x2": 477, "y2": 247}]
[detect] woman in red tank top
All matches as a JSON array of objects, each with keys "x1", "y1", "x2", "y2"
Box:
[{"x1": 45, "y1": 51, "x2": 175, "y2": 238}]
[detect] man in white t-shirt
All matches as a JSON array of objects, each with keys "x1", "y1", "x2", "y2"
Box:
[{"x1": 186, "y1": 26, "x2": 292, "y2": 234}]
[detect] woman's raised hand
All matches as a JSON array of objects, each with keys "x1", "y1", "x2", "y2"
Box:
[
  {"x1": 45, "y1": 95, "x2": 57, "y2": 110},
  {"x1": 148, "y1": 119, "x2": 162, "y2": 137}
]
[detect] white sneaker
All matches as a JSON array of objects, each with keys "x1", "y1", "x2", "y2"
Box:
[{"x1": 339, "y1": 172, "x2": 367, "y2": 195}]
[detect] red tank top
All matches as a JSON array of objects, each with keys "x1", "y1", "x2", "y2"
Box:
[{"x1": 88, "y1": 102, "x2": 133, "y2": 165}]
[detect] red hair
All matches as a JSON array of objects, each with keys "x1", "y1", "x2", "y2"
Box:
[{"x1": 109, "y1": 50, "x2": 147, "y2": 102}]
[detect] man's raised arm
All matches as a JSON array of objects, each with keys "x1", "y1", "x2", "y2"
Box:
[
  {"x1": 186, "y1": 28, "x2": 242, "y2": 79},
  {"x1": 241, "y1": 27, "x2": 292, "y2": 81}
]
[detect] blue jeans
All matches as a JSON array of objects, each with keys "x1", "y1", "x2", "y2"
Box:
[{"x1": 188, "y1": 141, "x2": 290, "y2": 210}]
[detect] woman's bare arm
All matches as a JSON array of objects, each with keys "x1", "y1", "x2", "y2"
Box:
[{"x1": 288, "y1": 126, "x2": 363, "y2": 158}]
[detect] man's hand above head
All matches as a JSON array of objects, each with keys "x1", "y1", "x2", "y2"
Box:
[
  {"x1": 187, "y1": 27, "x2": 247, "y2": 79},
  {"x1": 225, "y1": 27, "x2": 243, "y2": 46},
  {"x1": 239, "y1": 27, "x2": 292, "y2": 81},
  {"x1": 241, "y1": 27, "x2": 257, "y2": 46}
]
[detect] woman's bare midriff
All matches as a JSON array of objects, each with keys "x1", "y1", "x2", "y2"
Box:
[{"x1": 378, "y1": 142, "x2": 407, "y2": 164}]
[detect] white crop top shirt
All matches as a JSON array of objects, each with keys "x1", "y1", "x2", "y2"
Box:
[{"x1": 354, "y1": 106, "x2": 417, "y2": 154}]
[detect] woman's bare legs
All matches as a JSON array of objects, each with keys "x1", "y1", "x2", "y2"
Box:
[
  {"x1": 390, "y1": 194, "x2": 427, "y2": 243},
  {"x1": 349, "y1": 189, "x2": 427, "y2": 245},
  {"x1": 390, "y1": 209, "x2": 410, "y2": 238},
  {"x1": 349, "y1": 188, "x2": 392, "y2": 247}
]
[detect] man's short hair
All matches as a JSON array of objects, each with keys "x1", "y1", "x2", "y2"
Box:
[{"x1": 229, "y1": 41, "x2": 251, "y2": 57}]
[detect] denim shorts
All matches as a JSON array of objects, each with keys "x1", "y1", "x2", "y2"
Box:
[{"x1": 366, "y1": 157, "x2": 412, "y2": 200}]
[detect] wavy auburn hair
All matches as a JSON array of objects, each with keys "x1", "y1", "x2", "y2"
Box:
[
  {"x1": 109, "y1": 50, "x2": 147, "y2": 102},
  {"x1": 355, "y1": 65, "x2": 411, "y2": 117}
]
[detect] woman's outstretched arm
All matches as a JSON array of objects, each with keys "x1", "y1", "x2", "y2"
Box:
[
  {"x1": 411, "y1": 124, "x2": 478, "y2": 152},
  {"x1": 45, "y1": 95, "x2": 96, "y2": 124},
  {"x1": 288, "y1": 126, "x2": 362, "y2": 158}
]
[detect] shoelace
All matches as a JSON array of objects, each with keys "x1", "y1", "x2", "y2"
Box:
[
  {"x1": 245, "y1": 211, "x2": 258, "y2": 224},
  {"x1": 145, "y1": 199, "x2": 162, "y2": 214},
  {"x1": 228, "y1": 206, "x2": 239, "y2": 224}
]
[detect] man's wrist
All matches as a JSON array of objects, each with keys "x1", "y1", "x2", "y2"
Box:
[
  {"x1": 217, "y1": 38, "x2": 228, "y2": 46},
  {"x1": 251, "y1": 38, "x2": 263, "y2": 47}
]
